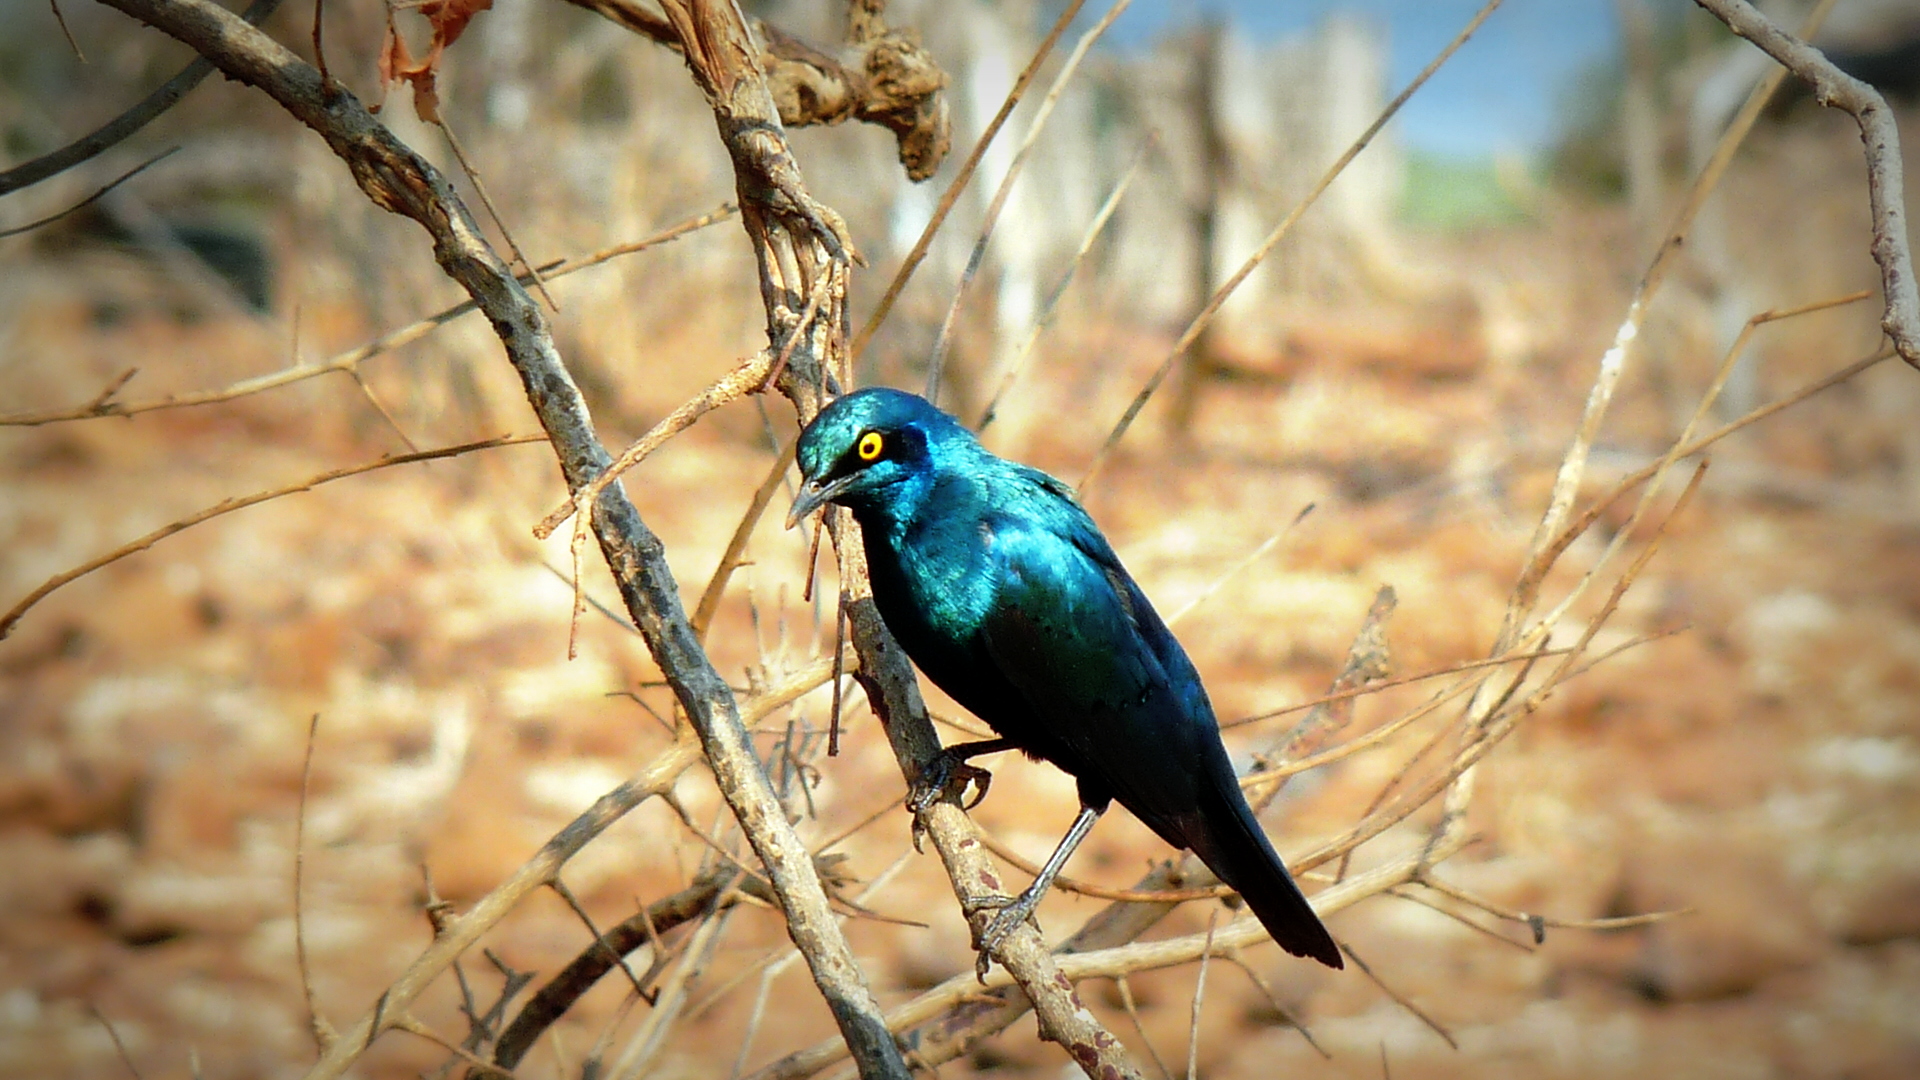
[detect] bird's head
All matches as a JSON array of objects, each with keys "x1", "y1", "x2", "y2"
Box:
[{"x1": 786, "y1": 387, "x2": 969, "y2": 529}]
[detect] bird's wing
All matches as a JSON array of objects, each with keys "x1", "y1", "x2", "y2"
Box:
[{"x1": 975, "y1": 498, "x2": 1213, "y2": 829}]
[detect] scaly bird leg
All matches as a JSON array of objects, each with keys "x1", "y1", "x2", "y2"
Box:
[
  {"x1": 907, "y1": 738, "x2": 1016, "y2": 814},
  {"x1": 971, "y1": 804, "x2": 1102, "y2": 979}
]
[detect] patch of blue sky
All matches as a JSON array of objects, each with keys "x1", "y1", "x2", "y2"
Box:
[{"x1": 1099, "y1": 0, "x2": 1625, "y2": 158}]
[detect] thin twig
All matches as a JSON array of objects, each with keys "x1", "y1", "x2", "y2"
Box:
[
  {"x1": 924, "y1": 0, "x2": 1131, "y2": 402},
  {"x1": 1185, "y1": 910, "x2": 1217, "y2": 1080},
  {"x1": 347, "y1": 369, "x2": 421, "y2": 452},
  {"x1": 0, "y1": 205, "x2": 736, "y2": 426},
  {"x1": 694, "y1": 438, "x2": 800, "y2": 641},
  {"x1": 1691, "y1": 0, "x2": 1917, "y2": 368},
  {"x1": 295, "y1": 713, "x2": 335, "y2": 1054},
  {"x1": 1221, "y1": 951, "x2": 1326, "y2": 1058},
  {"x1": 535, "y1": 350, "x2": 777, "y2": 539},
  {"x1": 1079, "y1": 0, "x2": 1505, "y2": 492},
  {"x1": 1383, "y1": 885, "x2": 1535, "y2": 953},
  {"x1": 89, "y1": 1005, "x2": 146, "y2": 1080},
  {"x1": 1227, "y1": 639, "x2": 1649, "y2": 729},
  {"x1": 1114, "y1": 977, "x2": 1174, "y2": 1080},
  {"x1": 311, "y1": 0, "x2": 330, "y2": 85},
  {"x1": 394, "y1": 1016, "x2": 519, "y2": 1080},
  {"x1": 730, "y1": 966, "x2": 781, "y2": 1080},
  {"x1": 436, "y1": 121, "x2": 557, "y2": 310},
  {"x1": 0, "y1": 0, "x2": 283, "y2": 196},
  {"x1": 1163, "y1": 504, "x2": 1313, "y2": 627},
  {"x1": 50, "y1": 0, "x2": 86, "y2": 60},
  {"x1": 549, "y1": 877, "x2": 652, "y2": 1003},
  {"x1": 603, "y1": 904, "x2": 735, "y2": 1077},
  {"x1": 0, "y1": 147, "x2": 180, "y2": 239},
  {"x1": 977, "y1": 136, "x2": 1154, "y2": 431},
  {"x1": 847, "y1": 0, "x2": 1088, "y2": 363},
  {"x1": 1523, "y1": 289, "x2": 1870, "y2": 622},
  {"x1": 1338, "y1": 942, "x2": 1456, "y2": 1051},
  {"x1": 0, "y1": 435, "x2": 545, "y2": 639},
  {"x1": 1412, "y1": 873, "x2": 1688, "y2": 944}
]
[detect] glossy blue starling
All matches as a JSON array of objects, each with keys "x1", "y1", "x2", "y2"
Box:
[{"x1": 787, "y1": 387, "x2": 1341, "y2": 969}]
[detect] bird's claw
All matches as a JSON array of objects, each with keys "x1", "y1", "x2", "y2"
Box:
[
  {"x1": 907, "y1": 750, "x2": 994, "y2": 815},
  {"x1": 965, "y1": 889, "x2": 1043, "y2": 980}
]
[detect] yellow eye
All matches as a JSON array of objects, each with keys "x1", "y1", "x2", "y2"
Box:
[{"x1": 857, "y1": 431, "x2": 885, "y2": 462}]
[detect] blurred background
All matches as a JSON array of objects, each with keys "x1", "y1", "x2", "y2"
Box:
[{"x1": 3, "y1": 0, "x2": 1919, "y2": 1076}]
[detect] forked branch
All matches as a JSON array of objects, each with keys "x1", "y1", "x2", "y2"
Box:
[
  {"x1": 85, "y1": 1, "x2": 904, "y2": 1076},
  {"x1": 1691, "y1": 0, "x2": 1918, "y2": 369}
]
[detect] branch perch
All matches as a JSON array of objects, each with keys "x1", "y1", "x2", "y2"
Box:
[
  {"x1": 84, "y1": 1, "x2": 904, "y2": 1076},
  {"x1": 1691, "y1": 0, "x2": 1918, "y2": 369}
]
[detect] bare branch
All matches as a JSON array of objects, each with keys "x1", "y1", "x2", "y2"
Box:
[
  {"x1": 1079, "y1": 0, "x2": 1505, "y2": 492},
  {"x1": 561, "y1": 0, "x2": 951, "y2": 180},
  {"x1": 654, "y1": 0, "x2": 1144, "y2": 1068},
  {"x1": 0, "y1": 0, "x2": 282, "y2": 196},
  {"x1": 0, "y1": 147, "x2": 179, "y2": 239},
  {"x1": 88, "y1": 1005, "x2": 147, "y2": 1080},
  {"x1": 0, "y1": 205, "x2": 736, "y2": 427},
  {"x1": 1691, "y1": 0, "x2": 1919, "y2": 368},
  {"x1": 924, "y1": 0, "x2": 1131, "y2": 401},
  {"x1": 1504, "y1": 0, "x2": 1842, "y2": 636},
  {"x1": 756, "y1": 830, "x2": 1477, "y2": 1080},
  {"x1": 849, "y1": 0, "x2": 1089, "y2": 362},
  {"x1": 977, "y1": 136, "x2": 1153, "y2": 431},
  {"x1": 295, "y1": 713, "x2": 336, "y2": 1055},
  {"x1": 0, "y1": 435, "x2": 545, "y2": 640},
  {"x1": 84, "y1": 1, "x2": 899, "y2": 1074}
]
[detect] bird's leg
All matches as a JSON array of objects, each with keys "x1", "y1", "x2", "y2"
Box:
[
  {"x1": 907, "y1": 738, "x2": 1015, "y2": 815},
  {"x1": 971, "y1": 805, "x2": 1102, "y2": 978}
]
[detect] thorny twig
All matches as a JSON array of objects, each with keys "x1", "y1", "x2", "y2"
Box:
[{"x1": 1432, "y1": 0, "x2": 1843, "y2": 861}]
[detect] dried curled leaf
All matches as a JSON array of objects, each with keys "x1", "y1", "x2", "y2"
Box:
[{"x1": 377, "y1": 0, "x2": 495, "y2": 123}]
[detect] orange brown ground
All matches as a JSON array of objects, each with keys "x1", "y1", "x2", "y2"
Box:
[{"x1": 4, "y1": 146, "x2": 1920, "y2": 1080}]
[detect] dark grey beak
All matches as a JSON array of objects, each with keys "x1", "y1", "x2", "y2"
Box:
[{"x1": 785, "y1": 474, "x2": 857, "y2": 530}]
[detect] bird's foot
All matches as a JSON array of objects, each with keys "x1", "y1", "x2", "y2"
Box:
[
  {"x1": 964, "y1": 887, "x2": 1044, "y2": 980},
  {"x1": 909, "y1": 752, "x2": 989, "y2": 853},
  {"x1": 907, "y1": 750, "x2": 994, "y2": 816}
]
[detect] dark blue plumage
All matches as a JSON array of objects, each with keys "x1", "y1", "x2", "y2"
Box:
[{"x1": 789, "y1": 387, "x2": 1341, "y2": 969}]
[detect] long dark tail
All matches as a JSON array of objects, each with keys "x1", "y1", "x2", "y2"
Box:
[{"x1": 1182, "y1": 776, "x2": 1343, "y2": 969}]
